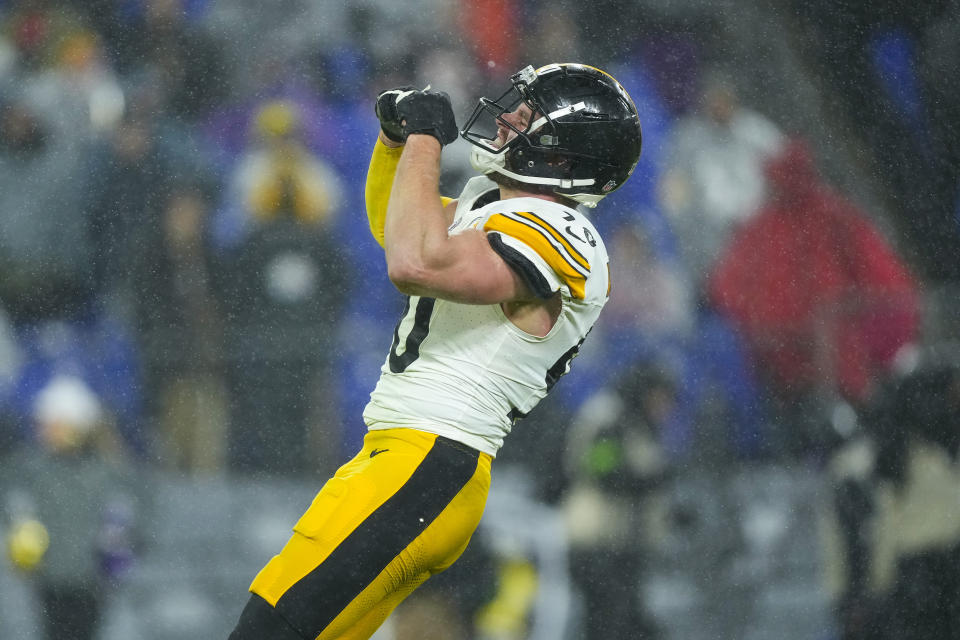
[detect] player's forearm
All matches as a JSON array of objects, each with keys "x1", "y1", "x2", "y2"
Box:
[{"x1": 384, "y1": 134, "x2": 451, "y2": 292}]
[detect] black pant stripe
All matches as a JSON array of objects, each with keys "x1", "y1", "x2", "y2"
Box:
[
  {"x1": 275, "y1": 436, "x2": 480, "y2": 638},
  {"x1": 229, "y1": 593, "x2": 302, "y2": 640}
]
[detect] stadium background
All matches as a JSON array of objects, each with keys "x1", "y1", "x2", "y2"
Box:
[{"x1": 1, "y1": 0, "x2": 958, "y2": 638}]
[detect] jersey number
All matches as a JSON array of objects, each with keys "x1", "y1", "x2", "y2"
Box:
[
  {"x1": 512, "y1": 333, "x2": 588, "y2": 423},
  {"x1": 545, "y1": 335, "x2": 586, "y2": 392},
  {"x1": 561, "y1": 211, "x2": 597, "y2": 247},
  {"x1": 389, "y1": 297, "x2": 436, "y2": 373}
]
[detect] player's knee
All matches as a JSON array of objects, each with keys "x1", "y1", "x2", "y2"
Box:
[{"x1": 229, "y1": 594, "x2": 304, "y2": 640}]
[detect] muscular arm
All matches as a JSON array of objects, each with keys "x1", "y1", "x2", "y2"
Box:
[{"x1": 384, "y1": 135, "x2": 532, "y2": 304}]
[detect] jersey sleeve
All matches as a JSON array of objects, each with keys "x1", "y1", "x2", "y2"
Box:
[
  {"x1": 483, "y1": 210, "x2": 592, "y2": 300},
  {"x1": 364, "y1": 138, "x2": 403, "y2": 248},
  {"x1": 364, "y1": 138, "x2": 453, "y2": 249}
]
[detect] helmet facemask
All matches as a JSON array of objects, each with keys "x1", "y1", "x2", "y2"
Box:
[{"x1": 461, "y1": 66, "x2": 551, "y2": 155}]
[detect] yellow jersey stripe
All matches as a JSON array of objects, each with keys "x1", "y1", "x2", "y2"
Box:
[
  {"x1": 484, "y1": 213, "x2": 588, "y2": 300},
  {"x1": 488, "y1": 213, "x2": 590, "y2": 277},
  {"x1": 508, "y1": 210, "x2": 591, "y2": 273}
]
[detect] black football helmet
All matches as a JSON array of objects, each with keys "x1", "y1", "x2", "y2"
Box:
[{"x1": 461, "y1": 63, "x2": 642, "y2": 208}]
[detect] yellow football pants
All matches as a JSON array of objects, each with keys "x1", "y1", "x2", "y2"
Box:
[{"x1": 244, "y1": 428, "x2": 492, "y2": 640}]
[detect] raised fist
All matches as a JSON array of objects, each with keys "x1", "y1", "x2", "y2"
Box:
[
  {"x1": 375, "y1": 86, "x2": 416, "y2": 143},
  {"x1": 395, "y1": 89, "x2": 459, "y2": 146}
]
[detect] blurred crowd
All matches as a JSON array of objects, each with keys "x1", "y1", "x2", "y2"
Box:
[{"x1": 0, "y1": 0, "x2": 958, "y2": 639}]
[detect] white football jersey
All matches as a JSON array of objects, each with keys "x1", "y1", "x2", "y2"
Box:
[{"x1": 362, "y1": 177, "x2": 611, "y2": 456}]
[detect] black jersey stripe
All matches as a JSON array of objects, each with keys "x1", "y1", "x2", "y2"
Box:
[
  {"x1": 274, "y1": 437, "x2": 480, "y2": 637},
  {"x1": 488, "y1": 233, "x2": 555, "y2": 299},
  {"x1": 484, "y1": 213, "x2": 589, "y2": 299}
]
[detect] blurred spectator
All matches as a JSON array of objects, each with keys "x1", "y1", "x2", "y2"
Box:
[
  {"x1": 869, "y1": 355, "x2": 960, "y2": 640},
  {"x1": 11, "y1": 314, "x2": 145, "y2": 454},
  {"x1": 457, "y1": 0, "x2": 520, "y2": 80},
  {"x1": 84, "y1": 93, "x2": 180, "y2": 308},
  {"x1": 391, "y1": 592, "x2": 471, "y2": 640},
  {"x1": 588, "y1": 218, "x2": 763, "y2": 462},
  {"x1": 96, "y1": 0, "x2": 226, "y2": 122},
  {"x1": 0, "y1": 4, "x2": 126, "y2": 322},
  {"x1": 473, "y1": 551, "x2": 540, "y2": 640},
  {"x1": 83, "y1": 84, "x2": 227, "y2": 471},
  {"x1": 561, "y1": 363, "x2": 676, "y2": 639},
  {"x1": 212, "y1": 99, "x2": 344, "y2": 251},
  {"x1": 676, "y1": 309, "x2": 768, "y2": 461},
  {"x1": 131, "y1": 187, "x2": 228, "y2": 473},
  {"x1": 570, "y1": 0, "x2": 645, "y2": 70},
  {"x1": 0, "y1": 90, "x2": 95, "y2": 321},
  {"x1": 540, "y1": 209, "x2": 692, "y2": 416},
  {"x1": 391, "y1": 534, "x2": 497, "y2": 640},
  {"x1": 213, "y1": 99, "x2": 349, "y2": 475},
  {"x1": 709, "y1": 139, "x2": 919, "y2": 458},
  {"x1": 598, "y1": 221, "x2": 694, "y2": 361},
  {"x1": 0, "y1": 4, "x2": 124, "y2": 138},
  {"x1": 790, "y1": 0, "x2": 960, "y2": 282},
  {"x1": 487, "y1": 392, "x2": 570, "y2": 508},
  {"x1": 659, "y1": 70, "x2": 784, "y2": 291},
  {"x1": 823, "y1": 350, "x2": 960, "y2": 640},
  {"x1": 577, "y1": 220, "x2": 695, "y2": 454},
  {"x1": 1, "y1": 374, "x2": 145, "y2": 640},
  {"x1": 25, "y1": 25, "x2": 124, "y2": 137},
  {"x1": 521, "y1": 4, "x2": 584, "y2": 68}
]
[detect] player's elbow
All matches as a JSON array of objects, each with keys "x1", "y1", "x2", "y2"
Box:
[
  {"x1": 386, "y1": 238, "x2": 452, "y2": 294},
  {"x1": 386, "y1": 256, "x2": 430, "y2": 295}
]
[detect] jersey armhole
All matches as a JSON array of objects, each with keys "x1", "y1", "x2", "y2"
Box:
[{"x1": 487, "y1": 233, "x2": 555, "y2": 299}]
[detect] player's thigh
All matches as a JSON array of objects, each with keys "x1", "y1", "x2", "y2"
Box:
[
  {"x1": 250, "y1": 430, "x2": 490, "y2": 638},
  {"x1": 317, "y1": 441, "x2": 491, "y2": 640},
  {"x1": 251, "y1": 430, "x2": 435, "y2": 603}
]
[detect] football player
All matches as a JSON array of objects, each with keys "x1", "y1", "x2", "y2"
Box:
[{"x1": 228, "y1": 63, "x2": 643, "y2": 640}]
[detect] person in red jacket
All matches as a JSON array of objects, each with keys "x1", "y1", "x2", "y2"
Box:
[{"x1": 708, "y1": 139, "x2": 919, "y2": 455}]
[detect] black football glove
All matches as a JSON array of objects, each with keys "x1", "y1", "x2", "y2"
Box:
[
  {"x1": 375, "y1": 86, "x2": 459, "y2": 146},
  {"x1": 396, "y1": 90, "x2": 459, "y2": 146},
  {"x1": 374, "y1": 86, "x2": 415, "y2": 143},
  {"x1": 397, "y1": 90, "x2": 459, "y2": 146}
]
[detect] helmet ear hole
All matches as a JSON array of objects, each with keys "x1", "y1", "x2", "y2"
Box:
[{"x1": 544, "y1": 153, "x2": 574, "y2": 176}]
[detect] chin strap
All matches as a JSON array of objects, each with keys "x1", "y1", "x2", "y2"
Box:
[{"x1": 469, "y1": 146, "x2": 602, "y2": 208}]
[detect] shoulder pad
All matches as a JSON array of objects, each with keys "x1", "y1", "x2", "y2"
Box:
[{"x1": 483, "y1": 204, "x2": 595, "y2": 299}]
